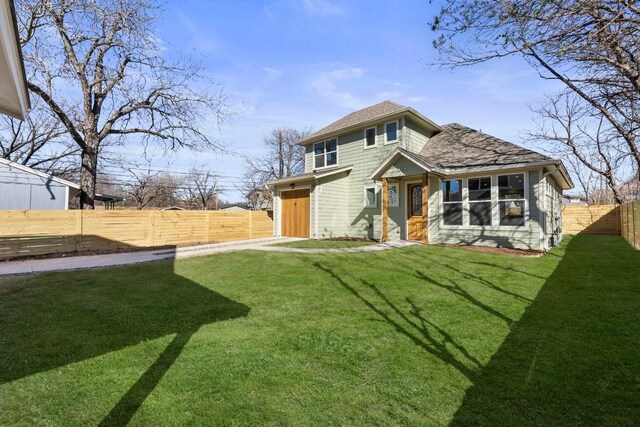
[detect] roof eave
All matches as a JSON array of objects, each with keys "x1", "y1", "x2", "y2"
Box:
[
  {"x1": 369, "y1": 148, "x2": 446, "y2": 181},
  {"x1": 266, "y1": 165, "x2": 353, "y2": 187},
  {"x1": 0, "y1": 0, "x2": 31, "y2": 120}
]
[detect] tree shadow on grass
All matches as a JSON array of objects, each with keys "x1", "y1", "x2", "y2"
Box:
[
  {"x1": 451, "y1": 235, "x2": 640, "y2": 425},
  {"x1": 0, "y1": 236, "x2": 250, "y2": 425},
  {"x1": 313, "y1": 262, "x2": 480, "y2": 381}
]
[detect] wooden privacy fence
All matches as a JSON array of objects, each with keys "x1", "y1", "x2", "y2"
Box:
[
  {"x1": 562, "y1": 205, "x2": 620, "y2": 235},
  {"x1": 621, "y1": 201, "x2": 640, "y2": 250},
  {"x1": 0, "y1": 210, "x2": 273, "y2": 260}
]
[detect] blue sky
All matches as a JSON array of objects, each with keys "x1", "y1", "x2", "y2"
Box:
[{"x1": 148, "y1": 0, "x2": 561, "y2": 201}]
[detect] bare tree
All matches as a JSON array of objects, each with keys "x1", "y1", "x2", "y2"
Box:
[
  {"x1": 16, "y1": 0, "x2": 230, "y2": 209},
  {"x1": 181, "y1": 166, "x2": 221, "y2": 210},
  {"x1": 115, "y1": 166, "x2": 180, "y2": 209},
  {"x1": 0, "y1": 99, "x2": 78, "y2": 174},
  {"x1": 527, "y1": 91, "x2": 627, "y2": 203},
  {"x1": 239, "y1": 127, "x2": 308, "y2": 203},
  {"x1": 430, "y1": 1, "x2": 640, "y2": 196}
]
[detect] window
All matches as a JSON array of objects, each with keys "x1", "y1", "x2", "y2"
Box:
[
  {"x1": 364, "y1": 127, "x2": 376, "y2": 148},
  {"x1": 384, "y1": 121, "x2": 398, "y2": 144},
  {"x1": 314, "y1": 139, "x2": 337, "y2": 168},
  {"x1": 468, "y1": 177, "x2": 492, "y2": 226},
  {"x1": 410, "y1": 185, "x2": 423, "y2": 216},
  {"x1": 364, "y1": 186, "x2": 377, "y2": 208},
  {"x1": 498, "y1": 173, "x2": 525, "y2": 226},
  {"x1": 387, "y1": 183, "x2": 399, "y2": 207},
  {"x1": 442, "y1": 179, "x2": 463, "y2": 225}
]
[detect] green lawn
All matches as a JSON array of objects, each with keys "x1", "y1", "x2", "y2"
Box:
[
  {"x1": 270, "y1": 238, "x2": 376, "y2": 249},
  {"x1": 0, "y1": 235, "x2": 638, "y2": 425}
]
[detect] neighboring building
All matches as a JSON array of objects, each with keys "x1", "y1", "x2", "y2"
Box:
[
  {"x1": 221, "y1": 204, "x2": 249, "y2": 211},
  {"x1": 0, "y1": 0, "x2": 30, "y2": 119},
  {"x1": 246, "y1": 188, "x2": 273, "y2": 211},
  {"x1": 268, "y1": 101, "x2": 573, "y2": 251},
  {"x1": 563, "y1": 194, "x2": 587, "y2": 205},
  {"x1": 619, "y1": 173, "x2": 640, "y2": 202},
  {"x1": 0, "y1": 158, "x2": 121, "y2": 209}
]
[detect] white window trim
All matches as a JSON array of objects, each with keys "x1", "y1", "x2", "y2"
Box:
[
  {"x1": 440, "y1": 178, "x2": 464, "y2": 227},
  {"x1": 438, "y1": 172, "x2": 530, "y2": 230},
  {"x1": 387, "y1": 183, "x2": 399, "y2": 207},
  {"x1": 313, "y1": 138, "x2": 338, "y2": 170},
  {"x1": 467, "y1": 176, "x2": 493, "y2": 228},
  {"x1": 364, "y1": 185, "x2": 378, "y2": 208},
  {"x1": 497, "y1": 172, "x2": 528, "y2": 229},
  {"x1": 384, "y1": 120, "x2": 399, "y2": 145},
  {"x1": 363, "y1": 127, "x2": 377, "y2": 150}
]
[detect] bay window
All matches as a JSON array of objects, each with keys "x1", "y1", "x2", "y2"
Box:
[
  {"x1": 442, "y1": 179, "x2": 463, "y2": 225},
  {"x1": 468, "y1": 177, "x2": 492, "y2": 226},
  {"x1": 498, "y1": 173, "x2": 525, "y2": 226},
  {"x1": 314, "y1": 138, "x2": 337, "y2": 168}
]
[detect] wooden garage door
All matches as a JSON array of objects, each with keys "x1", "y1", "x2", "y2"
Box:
[{"x1": 281, "y1": 189, "x2": 310, "y2": 238}]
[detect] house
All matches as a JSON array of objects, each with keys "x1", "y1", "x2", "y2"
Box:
[
  {"x1": 0, "y1": 158, "x2": 122, "y2": 209},
  {"x1": 267, "y1": 101, "x2": 573, "y2": 251},
  {"x1": 246, "y1": 188, "x2": 273, "y2": 211},
  {"x1": 619, "y1": 172, "x2": 639, "y2": 202},
  {"x1": 221, "y1": 204, "x2": 249, "y2": 211},
  {"x1": 563, "y1": 194, "x2": 587, "y2": 205},
  {"x1": 0, "y1": 0, "x2": 30, "y2": 120}
]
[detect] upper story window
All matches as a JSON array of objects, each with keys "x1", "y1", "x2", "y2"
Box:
[
  {"x1": 468, "y1": 177, "x2": 492, "y2": 226},
  {"x1": 384, "y1": 121, "x2": 398, "y2": 144},
  {"x1": 314, "y1": 138, "x2": 337, "y2": 169},
  {"x1": 498, "y1": 173, "x2": 525, "y2": 226},
  {"x1": 442, "y1": 179, "x2": 463, "y2": 225},
  {"x1": 364, "y1": 127, "x2": 376, "y2": 149}
]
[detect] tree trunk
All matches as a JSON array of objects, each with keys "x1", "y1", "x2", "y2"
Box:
[{"x1": 80, "y1": 145, "x2": 98, "y2": 209}]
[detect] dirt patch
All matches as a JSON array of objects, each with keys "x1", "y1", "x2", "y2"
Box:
[{"x1": 433, "y1": 243, "x2": 544, "y2": 257}]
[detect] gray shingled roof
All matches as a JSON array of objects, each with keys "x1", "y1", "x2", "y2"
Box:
[
  {"x1": 420, "y1": 123, "x2": 553, "y2": 170},
  {"x1": 299, "y1": 101, "x2": 440, "y2": 145}
]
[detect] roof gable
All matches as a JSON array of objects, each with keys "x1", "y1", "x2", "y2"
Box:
[{"x1": 299, "y1": 100, "x2": 440, "y2": 145}]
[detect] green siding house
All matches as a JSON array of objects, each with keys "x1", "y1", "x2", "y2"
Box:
[{"x1": 268, "y1": 101, "x2": 573, "y2": 251}]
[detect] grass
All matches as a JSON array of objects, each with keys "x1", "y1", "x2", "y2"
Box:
[
  {"x1": 269, "y1": 238, "x2": 376, "y2": 249},
  {"x1": 0, "y1": 235, "x2": 638, "y2": 425}
]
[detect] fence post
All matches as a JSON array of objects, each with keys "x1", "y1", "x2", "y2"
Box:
[
  {"x1": 249, "y1": 211, "x2": 253, "y2": 239},
  {"x1": 206, "y1": 211, "x2": 211, "y2": 243},
  {"x1": 75, "y1": 210, "x2": 83, "y2": 253},
  {"x1": 631, "y1": 201, "x2": 640, "y2": 250}
]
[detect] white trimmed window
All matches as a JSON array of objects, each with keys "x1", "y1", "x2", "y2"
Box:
[
  {"x1": 468, "y1": 176, "x2": 492, "y2": 226},
  {"x1": 442, "y1": 179, "x2": 463, "y2": 225},
  {"x1": 387, "y1": 183, "x2": 399, "y2": 207},
  {"x1": 314, "y1": 138, "x2": 337, "y2": 168},
  {"x1": 498, "y1": 173, "x2": 525, "y2": 226},
  {"x1": 384, "y1": 121, "x2": 398, "y2": 144},
  {"x1": 364, "y1": 127, "x2": 376, "y2": 148},
  {"x1": 364, "y1": 186, "x2": 377, "y2": 208}
]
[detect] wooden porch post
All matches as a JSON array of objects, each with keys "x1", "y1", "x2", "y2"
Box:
[
  {"x1": 382, "y1": 178, "x2": 388, "y2": 242},
  {"x1": 421, "y1": 173, "x2": 428, "y2": 243}
]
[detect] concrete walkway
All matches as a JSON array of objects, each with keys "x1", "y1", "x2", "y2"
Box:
[{"x1": 0, "y1": 238, "x2": 418, "y2": 276}]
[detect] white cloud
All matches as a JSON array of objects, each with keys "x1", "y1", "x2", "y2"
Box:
[
  {"x1": 178, "y1": 13, "x2": 219, "y2": 52},
  {"x1": 302, "y1": 0, "x2": 346, "y2": 17},
  {"x1": 309, "y1": 66, "x2": 367, "y2": 109},
  {"x1": 262, "y1": 67, "x2": 282, "y2": 83}
]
